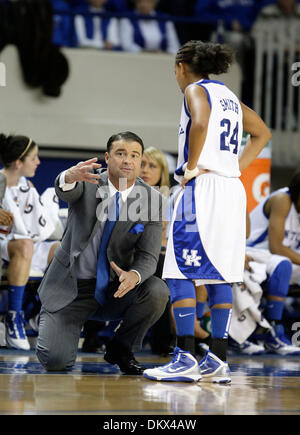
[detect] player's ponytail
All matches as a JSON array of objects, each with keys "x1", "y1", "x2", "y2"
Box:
[{"x1": 176, "y1": 40, "x2": 234, "y2": 77}]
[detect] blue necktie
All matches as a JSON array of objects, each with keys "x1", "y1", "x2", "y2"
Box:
[{"x1": 95, "y1": 192, "x2": 120, "y2": 305}]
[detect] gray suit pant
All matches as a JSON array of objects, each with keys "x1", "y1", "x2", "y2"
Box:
[{"x1": 36, "y1": 276, "x2": 169, "y2": 371}]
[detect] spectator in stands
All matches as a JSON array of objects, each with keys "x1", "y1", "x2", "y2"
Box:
[
  {"x1": 73, "y1": 0, "x2": 121, "y2": 50},
  {"x1": 156, "y1": 0, "x2": 200, "y2": 44},
  {"x1": 139, "y1": 146, "x2": 176, "y2": 355},
  {"x1": 194, "y1": 0, "x2": 266, "y2": 108},
  {"x1": 0, "y1": 134, "x2": 60, "y2": 351},
  {"x1": 51, "y1": 0, "x2": 72, "y2": 47},
  {"x1": 106, "y1": 0, "x2": 129, "y2": 12},
  {"x1": 278, "y1": 0, "x2": 300, "y2": 14},
  {"x1": 245, "y1": 172, "x2": 300, "y2": 354},
  {"x1": 193, "y1": 0, "x2": 264, "y2": 37},
  {"x1": 120, "y1": 0, "x2": 180, "y2": 54},
  {"x1": 259, "y1": 0, "x2": 300, "y2": 16}
]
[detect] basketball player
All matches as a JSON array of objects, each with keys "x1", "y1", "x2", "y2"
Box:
[
  {"x1": 246, "y1": 169, "x2": 300, "y2": 355},
  {"x1": 143, "y1": 40, "x2": 271, "y2": 383}
]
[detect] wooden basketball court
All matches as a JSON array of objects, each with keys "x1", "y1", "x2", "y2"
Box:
[{"x1": 0, "y1": 348, "x2": 299, "y2": 415}]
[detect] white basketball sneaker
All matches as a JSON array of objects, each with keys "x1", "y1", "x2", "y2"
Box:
[
  {"x1": 198, "y1": 351, "x2": 231, "y2": 384},
  {"x1": 5, "y1": 310, "x2": 30, "y2": 351},
  {"x1": 143, "y1": 347, "x2": 202, "y2": 382},
  {"x1": 264, "y1": 325, "x2": 300, "y2": 355}
]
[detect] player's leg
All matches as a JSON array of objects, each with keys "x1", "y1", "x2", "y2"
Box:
[
  {"x1": 5, "y1": 239, "x2": 34, "y2": 350},
  {"x1": 263, "y1": 258, "x2": 300, "y2": 354},
  {"x1": 198, "y1": 283, "x2": 232, "y2": 384},
  {"x1": 265, "y1": 259, "x2": 292, "y2": 324},
  {"x1": 170, "y1": 278, "x2": 196, "y2": 354},
  {"x1": 143, "y1": 279, "x2": 201, "y2": 382},
  {"x1": 194, "y1": 284, "x2": 210, "y2": 355}
]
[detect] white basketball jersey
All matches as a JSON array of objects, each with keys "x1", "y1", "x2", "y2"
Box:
[
  {"x1": 175, "y1": 79, "x2": 243, "y2": 183},
  {"x1": 247, "y1": 187, "x2": 300, "y2": 252}
]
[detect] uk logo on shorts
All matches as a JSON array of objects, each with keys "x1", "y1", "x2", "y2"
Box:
[{"x1": 182, "y1": 249, "x2": 202, "y2": 266}]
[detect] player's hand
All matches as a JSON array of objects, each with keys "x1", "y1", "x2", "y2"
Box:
[
  {"x1": 65, "y1": 158, "x2": 102, "y2": 185},
  {"x1": 244, "y1": 254, "x2": 253, "y2": 271},
  {"x1": 110, "y1": 261, "x2": 140, "y2": 298},
  {"x1": 181, "y1": 168, "x2": 209, "y2": 188},
  {"x1": 0, "y1": 209, "x2": 14, "y2": 228}
]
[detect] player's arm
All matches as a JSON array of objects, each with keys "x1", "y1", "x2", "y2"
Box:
[
  {"x1": 239, "y1": 102, "x2": 272, "y2": 172},
  {"x1": 268, "y1": 193, "x2": 300, "y2": 265},
  {"x1": 246, "y1": 209, "x2": 251, "y2": 239},
  {"x1": 180, "y1": 85, "x2": 210, "y2": 187},
  {"x1": 185, "y1": 84, "x2": 210, "y2": 171}
]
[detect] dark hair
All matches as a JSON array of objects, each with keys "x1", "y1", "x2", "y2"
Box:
[
  {"x1": 107, "y1": 131, "x2": 144, "y2": 154},
  {"x1": 175, "y1": 40, "x2": 234, "y2": 76},
  {"x1": 289, "y1": 169, "x2": 300, "y2": 204},
  {"x1": 0, "y1": 134, "x2": 37, "y2": 167}
]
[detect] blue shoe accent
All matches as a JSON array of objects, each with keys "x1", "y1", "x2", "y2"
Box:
[
  {"x1": 143, "y1": 347, "x2": 202, "y2": 382},
  {"x1": 5, "y1": 311, "x2": 30, "y2": 351}
]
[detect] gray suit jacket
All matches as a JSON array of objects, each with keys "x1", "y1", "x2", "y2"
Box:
[{"x1": 38, "y1": 170, "x2": 165, "y2": 312}]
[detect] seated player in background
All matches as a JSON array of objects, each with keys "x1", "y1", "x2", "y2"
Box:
[
  {"x1": 0, "y1": 134, "x2": 60, "y2": 351},
  {"x1": 246, "y1": 169, "x2": 300, "y2": 354}
]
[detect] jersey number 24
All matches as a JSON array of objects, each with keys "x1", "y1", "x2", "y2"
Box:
[{"x1": 220, "y1": 119, "x2": 239, "y2": 154}]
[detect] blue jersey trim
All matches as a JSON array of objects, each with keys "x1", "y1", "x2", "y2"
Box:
[
  {"x1": 200, "y1": 79, "x2": 225, "y2": 86},
  {"x1": 175, "y1": 162, "x2": 186, "y2": 176},
  {"x1": 183, "y1": 96, "x2": 191, "y2": 118},
  {"x1": 184, "y1": 119, "x2": 191, "y2": 162}
]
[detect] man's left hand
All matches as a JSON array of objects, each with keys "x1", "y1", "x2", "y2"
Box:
[{"x1": 110, "y1": 261, "x2": 140, "y2": 298}]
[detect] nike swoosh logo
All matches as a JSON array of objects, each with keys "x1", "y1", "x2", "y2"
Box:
[
  {"x1": 7, "y1": 326, "x2": 15, "y2": 336},
  {"x1": 200, "y1": 368, "x2": 212, "y2": 373},
  {"x1": 179, "y1": 313, "x2": 194, "y2": 318},
  {"x1": 168, "y1": 366, "x2": 186, "y2": 373}
]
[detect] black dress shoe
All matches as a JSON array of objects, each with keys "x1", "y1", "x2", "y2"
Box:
[
  {"x1": 104, "y1": 341, "x2": 145, "y2": 375},
  {"x1": 81, "y1": 335, "x2": 102, "y2": 354}
]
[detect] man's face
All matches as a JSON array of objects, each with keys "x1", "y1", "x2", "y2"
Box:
[{"x1": 105, "y1": 140, "x2": 143, "y2": 189}]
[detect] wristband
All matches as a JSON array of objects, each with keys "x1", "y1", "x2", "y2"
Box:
[{"x1": 184, "y1": 167, "x2": 199, "y2": 181}]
